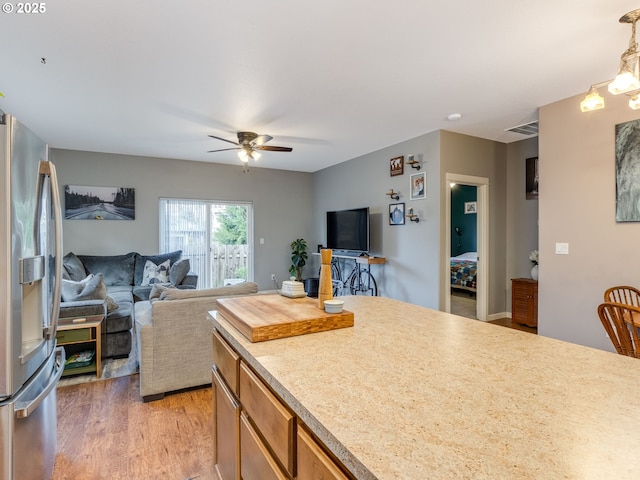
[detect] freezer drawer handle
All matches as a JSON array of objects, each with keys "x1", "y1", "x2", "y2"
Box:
[{"x1": 14, "y1": 348, "x2": 65, "y2": 419}]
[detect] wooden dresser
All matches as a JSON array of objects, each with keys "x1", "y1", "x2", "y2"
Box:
[{"x1": 511, "y1": 278, "x2": 538, "y2": 327}]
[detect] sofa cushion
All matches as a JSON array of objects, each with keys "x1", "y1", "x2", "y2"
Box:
[
  {"x1": 169, "y1": 258, "x2": 191, "y2": 285},
  {"x1": 159, "y1": 282, "x2": 259, "y2": 301},
  {"x1": 62, "y1": 252, "x2": 87, "y2": 282},
  {"x1": 61, "y1": 273, "x2": 107, "y2": 302},
  {"x1": 59, "y1": 299, "x2": 106, "y2": 319},
  {"x1": 134, "y1": 251, "x2": 182, "y2": 286},
  {"x1": 141, "y1": 259, "x2": 170, "y2": 286},
  {"x1": 80, "y1": 252, "x2": 136, "y2": 286}
]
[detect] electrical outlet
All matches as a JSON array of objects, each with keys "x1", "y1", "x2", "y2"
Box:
[{"x1": 271, "y1": 274, "x2": 276, "y2": 282}]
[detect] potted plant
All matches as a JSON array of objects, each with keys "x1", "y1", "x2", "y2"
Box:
[{"x1": 289, "y1": 238, "x2": 308, "y2": 282}]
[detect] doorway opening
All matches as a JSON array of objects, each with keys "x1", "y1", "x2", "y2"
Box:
[{"x1": 444, "y1": 174, "x2": 489, "y2": 321}]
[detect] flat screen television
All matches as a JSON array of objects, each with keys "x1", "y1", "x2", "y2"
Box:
[{"x1": 326, "y1": 207, "x2": 369, "y2": 253}]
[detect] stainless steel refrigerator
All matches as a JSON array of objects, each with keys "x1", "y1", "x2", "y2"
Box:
[{"x1": 0, "y1": 113, "x2": 65, "y2": 480}]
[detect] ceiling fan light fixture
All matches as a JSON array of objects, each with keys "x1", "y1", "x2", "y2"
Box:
[
  {"x1": 580, "y1": 86, "x2": 605, "y2": 112},
  {"x1": 238, "y1": 149, "x2": 249, "y2": 162},
  {"x1": 251, "y1": 150, "x2": 261, "y2": 161}
]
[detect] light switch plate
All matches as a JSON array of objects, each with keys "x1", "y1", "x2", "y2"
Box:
[{"x1": 555, "y1": 242, "x2": 569, "y2": 254}]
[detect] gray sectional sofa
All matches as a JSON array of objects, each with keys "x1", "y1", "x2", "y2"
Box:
[{"x1": 59, "y1": 250, "x2": 197, "y2": 358}]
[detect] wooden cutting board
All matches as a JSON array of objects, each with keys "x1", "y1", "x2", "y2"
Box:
[{"x1": 215, "y1": 294, "x2": 354, "y2": 342}]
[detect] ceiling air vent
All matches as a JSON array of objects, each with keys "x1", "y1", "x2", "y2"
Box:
[{"x1": 505, "y1": 121, "x2": 539, "y2": 136}]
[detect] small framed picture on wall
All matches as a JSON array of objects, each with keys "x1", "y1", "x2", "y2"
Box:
[
  {"x1": 389, "y1": 203, "x2": 405, "y2": 225},
  {"x1": 464, "y1": 201, "x2": 477, "y2": 214},
  {"x1": 390, "y1": 156, "x2": 404, "y2": 176},
  {"x1": 410, "y1": 172, "x2": 426, "y2": 200}
]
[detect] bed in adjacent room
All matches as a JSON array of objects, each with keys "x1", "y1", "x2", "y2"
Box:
[{"x1": 450, "y1": 252, "x2": 477, "y2": 293}]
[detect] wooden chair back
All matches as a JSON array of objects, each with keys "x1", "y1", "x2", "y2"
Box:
[
  {"x1": 604, "y1": 285, "x2": 640, "y2": 307},
  {"x1": 597, "y1": 302, "x2": 640, "y2": 358}
]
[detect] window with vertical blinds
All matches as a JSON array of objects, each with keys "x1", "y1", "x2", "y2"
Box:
[{"x1": 159, "y1": 198, "x2": 252, "y2": 289}]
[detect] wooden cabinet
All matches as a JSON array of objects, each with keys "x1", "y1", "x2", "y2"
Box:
[
  {"x1": 297, "y1": 426, "x2": 350, "y2": 480},
  {"x1": 212, "y1": 367, "x2": 240, "y2": 480},
  {"x1": 511, "y1": 278, "x2": 538, "y2": 327},
  {"x1": 212, "y1": 329, "x2": 353, "y2": 480}
]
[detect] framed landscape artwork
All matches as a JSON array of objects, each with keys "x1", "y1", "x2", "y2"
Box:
[
  {"x1": 64, "y1": 185, "x2": 135, "y2": 220},
  {"x1": 390, "y1": 156, "x2": 404, "y2": 176}
]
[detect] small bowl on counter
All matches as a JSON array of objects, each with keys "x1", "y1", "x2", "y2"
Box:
[{"x1": 324, "y1": 299, "x2": 344, "y2": 314}]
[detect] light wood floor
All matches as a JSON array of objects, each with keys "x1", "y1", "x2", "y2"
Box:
[{"x1": 52, "y1": 374, "x2": 213, "y2": 480}]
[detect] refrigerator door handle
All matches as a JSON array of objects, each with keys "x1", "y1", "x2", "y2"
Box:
[
  {"x1": 39, "y1": 160, "x2": 63, "y2": 340},
  {"x1": 14, "y1": 347, "x2": 65, "y2": 419}
]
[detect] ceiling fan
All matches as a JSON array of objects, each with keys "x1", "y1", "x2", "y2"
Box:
[{"x1": 208, "y1": 131, "x2": 293, "y2": 163}]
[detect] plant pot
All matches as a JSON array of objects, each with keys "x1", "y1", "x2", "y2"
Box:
[{"x1": 531, "y1": 264, "x2": 539, "y2": 281}]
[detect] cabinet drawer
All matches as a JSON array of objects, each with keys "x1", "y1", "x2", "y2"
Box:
[
  {"x1": 213, "y1": 329, "x2": 240, "y2": 396},
  {"x1": 212, "y1": 368, "x2": 240, "y2": 480},
  {"x1": 240, "y1": 412, "x2": 288, "y2": 480},
  {"x1": 56, "y1": 328, "x2": 92, "y2": 343},
  {"x1": 297, "y1": 426, "x2": 350, "y2": 480},
  {"x1": 239, "y1": 361, "x2": 295, "y2": 477}
]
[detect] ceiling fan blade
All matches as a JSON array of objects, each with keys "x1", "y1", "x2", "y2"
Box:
[
  {"x1": 255, "y1": 145, "x2": 293, "y2": 152},
  {"x1": 253, "y1": 134, "x2": 273, "y2": 146},
  {"x1": 207, "y1": 147, "x2": 241, "y2": 153},
  {"x1": 208, "y1": 134, "x2": 239, "y2": 146}
]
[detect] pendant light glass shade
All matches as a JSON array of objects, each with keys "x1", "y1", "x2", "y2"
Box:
[
  {"x1": 580, "y1": 86, "x2": 605, "y2": 112},
  {"x1": 630, "y1": 94, "x2": 640, "y2": 109},
  {"x1": 608, "y1": 64, "x2": 640, "y2": 94}
]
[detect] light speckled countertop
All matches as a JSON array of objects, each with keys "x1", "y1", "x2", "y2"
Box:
[{"x1": 210, "y1": 295, "x2": 640, "y2": 480}]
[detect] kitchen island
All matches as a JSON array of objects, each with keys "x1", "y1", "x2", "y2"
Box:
[{"x1": 211, "y1": 295, "x2": 640, "y2": 479}]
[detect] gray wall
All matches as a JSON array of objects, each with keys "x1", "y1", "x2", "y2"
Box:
[
  {"x1": 539, "y1": 91, "x2": 639, "y2": 351},
  {"x1": 312, "y1": 130, "x2": 538, "y2": 316},
  {"x1": 506, "y1": 137, "x2": 539, "y2": 312},
  {"x1": 312, "y1": 131, "x2": 441, "y2": 307},
  {"x1": 439, "y1": 131, "x2": 509, "y2": 315},
  {"x1": 53, "y1": 149, "x2": 314, "y2": 290}
]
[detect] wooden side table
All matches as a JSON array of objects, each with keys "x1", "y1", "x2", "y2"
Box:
[
  {"x1": 511, "y1": 278, "x2": 538, "y2": 328},
  {"x1": 56, "y1": 315, "x2": 105, "y2": 378}
]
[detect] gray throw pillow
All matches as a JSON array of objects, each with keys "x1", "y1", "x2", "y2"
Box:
[
  {"x1": 62, "y1": 252, "x2": 87, "y2": 282},
  {"x1": 106, "y1": 295, "x2": 119, "y2": 313},
  {"x1": 149, "y1": 283, "x2": 175, "y2": 301},
  {"x1": 61, "y1": 273, "x2": 107, "y2": 302},
  {"x1": 169, "y1": 258, "x2": 190, "y2": 285}
]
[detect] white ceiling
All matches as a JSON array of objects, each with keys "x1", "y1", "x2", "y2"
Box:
[{"x1": 1, "y1": 1, "x2": 637, "y2": 172}]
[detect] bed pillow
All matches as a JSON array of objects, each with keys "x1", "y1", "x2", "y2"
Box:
[
  {"x1": 61, "y1": 273, "x2": 107, "y2": 302},
  {"x1": 141, "y1": 259, "x2": 170, "y2": 286}
]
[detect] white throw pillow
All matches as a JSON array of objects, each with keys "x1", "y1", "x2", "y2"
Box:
[{"x1": 141, "y1": 259, "x2": 170, "y2": 286}]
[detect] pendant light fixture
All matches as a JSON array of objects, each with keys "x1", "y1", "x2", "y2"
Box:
[{"x1": 581, "y1": 9, "x2": 640, "y2": 112}]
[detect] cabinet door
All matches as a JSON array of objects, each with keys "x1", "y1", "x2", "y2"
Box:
[
  {"x1": 239, "y1": 361, "x2": 295, "y2": 476},
  {"x1": 297, "y1": 426, "x2": 350, "y2": 480},
  {"x1": 240, "y1": 412, "x2": 288, "y2": 480},
  {"x1": 212, "y1": 367, "x2": 240, "y2": 480},
  {"x1": 213, "y1": 329, "x2": 240, "y2": 396}
]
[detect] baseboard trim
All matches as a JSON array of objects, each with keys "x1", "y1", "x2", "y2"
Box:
[{"x1": 487, "y1": 311, "x2": 510, "y2": 321}]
